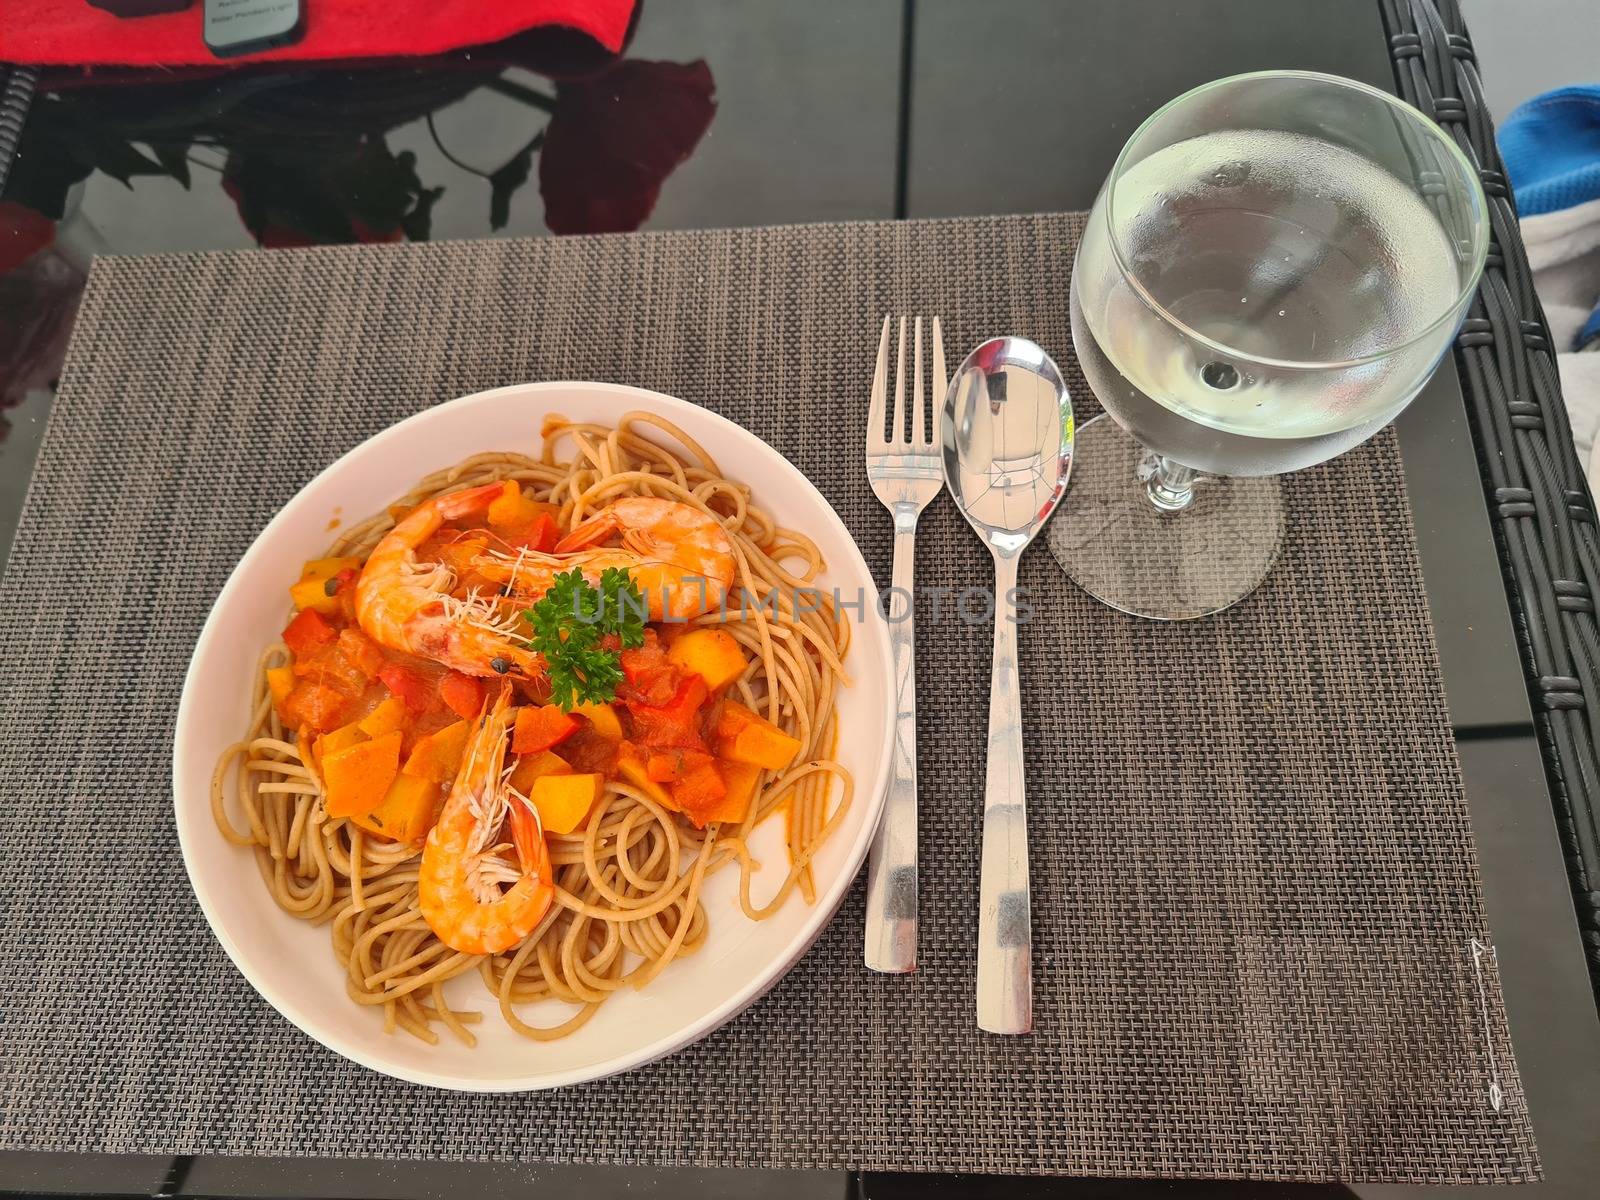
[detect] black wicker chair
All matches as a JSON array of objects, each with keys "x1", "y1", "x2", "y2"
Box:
[{"x1": 1382, "y1": 0, "x2": 1600, "y2": 991}]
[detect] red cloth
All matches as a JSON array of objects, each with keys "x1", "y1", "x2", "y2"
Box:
[{"x1": 0, "y1": 0, "x2": 635, "y2": 66}]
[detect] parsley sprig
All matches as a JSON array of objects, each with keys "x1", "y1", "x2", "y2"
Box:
[{"x1": 524, "y1": 568, "x2": 646, "y2": 710}]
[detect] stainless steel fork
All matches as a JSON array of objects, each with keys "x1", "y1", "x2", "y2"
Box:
[{"x1": 863, "y1": 314, "x2": 946, "y2": 973}]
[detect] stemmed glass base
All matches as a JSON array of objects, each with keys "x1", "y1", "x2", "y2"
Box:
[{"x1": 1048, "y1": 415, "x2": 1286, "y2": 620}]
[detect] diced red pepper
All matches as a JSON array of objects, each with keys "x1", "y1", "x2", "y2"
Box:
[
  {"x1": 557, "y1": 725, "x2": 620, "y2": 774},
  {"x1": 337, "y1": 627, "x2": 385, "y2": 679},
  {"x1": 292, "y1": 644, "x2": 368, "y2": 695},
  {"x1": 439, "y1": 671, "x2": 486, "y2": 720},
  {"x1": 506, "y1": 512, "x2": 559, "y2": 554},
  {"x1": 631, "y1": 670, "x2": 682, "y2": 707},
  {"x1": 531, "y1": 512, "x2": 559, "y2": 552},
  {"x1": 671, "y1": 673, "x2": 709, "y2": 715},
  {"x1": 512, "y1": 703, "x2": 580, "y2": 755},
  {"x1": 625, "y1": 673, "x2": 709, "y2": 751},
  {"x1": 282, "y1": 608, "x2": 337, "y2": 658},
  {"x1": 670, "y1": 757, "x2": 729, "y2": 818},
  {"x1": 620, "y1": 630, "x2": 668, "y2": 683},
  {"x1": 378, "y1": 663, "x2": 433, "y2": 714},
  {"x1": 280, "y1": 681, "x2": 352, "y2": 733},
  {"x1": 620, "y1": 631, "x2": 684, "y2": 707}
]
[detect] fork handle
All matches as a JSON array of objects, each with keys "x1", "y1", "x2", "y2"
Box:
[
  {"x1": 977, "y1": 550, "x2": 1031, "y2": 1033},
  {"x1": 864, "y1": 513, "x2": 920, "y2": 973}
]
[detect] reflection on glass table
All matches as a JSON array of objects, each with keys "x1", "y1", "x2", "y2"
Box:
[{"x1": 0, "y1": 27, "x2": 717, "y2": 453}]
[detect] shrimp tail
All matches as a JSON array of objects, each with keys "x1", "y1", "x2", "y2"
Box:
[{"x1": 554, "y1": 511, "x2": 621, "y2": 555}]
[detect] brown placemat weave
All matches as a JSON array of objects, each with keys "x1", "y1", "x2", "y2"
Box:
[{"x1": 0, "y1": 213, "x2": 1538, "y2": 1182}]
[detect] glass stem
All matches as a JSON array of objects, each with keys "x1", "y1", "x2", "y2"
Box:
[{"x1": 1144, "y1": 454, "x2": 1197, "y2": 513}]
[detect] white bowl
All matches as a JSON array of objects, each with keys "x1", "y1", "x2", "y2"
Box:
[{"x1": 174, "y1": 381, "x2": 893, "y2": 1091}]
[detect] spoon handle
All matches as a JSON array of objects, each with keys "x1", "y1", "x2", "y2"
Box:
[
  {"x1": 864, "y1": 517, "x2": 920, "y2": 972},
  {"x1": 976, "y1": 551, "x2": 1032, "y2": 1034}
]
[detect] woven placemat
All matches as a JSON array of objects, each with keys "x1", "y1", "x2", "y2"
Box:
[{"x1": 0, "y1": 213, "x2": 1538, "y2": 1182}]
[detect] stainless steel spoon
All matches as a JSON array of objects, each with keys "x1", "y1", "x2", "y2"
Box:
[{"x1": 941, "y1": 337, "x2": 1074, "y2": 1035}]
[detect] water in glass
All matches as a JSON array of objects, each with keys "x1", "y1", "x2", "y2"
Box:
[{"x1": 1071, "y1": 128, "x2": 1463, "y2": 476}]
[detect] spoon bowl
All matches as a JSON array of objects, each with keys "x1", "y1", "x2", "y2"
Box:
[{"x1": 943, "y1": 338, "x2": 1075, "y2": 552}]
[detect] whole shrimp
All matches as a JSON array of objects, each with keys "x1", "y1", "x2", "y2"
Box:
[
  {"x1": 475, "y1": 497, "x2": 736, "y2": 621},
  {"x1": 418, "y1": 686, "x2": 555, "y2": 956},
  {"x1": 355, "y1": 482, "x2": 541, "y2": 677}
]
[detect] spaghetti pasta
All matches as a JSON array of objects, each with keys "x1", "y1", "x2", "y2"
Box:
[{"x1": 211, "y1": 412, "x2": 852, "y2": 1045}]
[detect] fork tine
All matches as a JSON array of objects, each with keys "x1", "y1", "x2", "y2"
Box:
[
  {"x1": 911, "y1": 317, "x2": 925, "y2": 447},
  {"x1": 931, "y1": 316, "x2": 947, "y2": 449},
  {"x1": 867, "y1": 315, "x2": 890, "y2": 450},
  {"x1": 892, "y1": 316, "x2": 909, "y2": 447}
]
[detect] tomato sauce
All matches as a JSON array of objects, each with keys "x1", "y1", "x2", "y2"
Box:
[{"x1": 271, "y1": 492, "x2": 794, "y2": 840}]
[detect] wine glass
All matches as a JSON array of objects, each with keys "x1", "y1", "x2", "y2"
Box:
[{"x1": 1048, "y1": 70, "x2": 1488, "y2": 620}]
